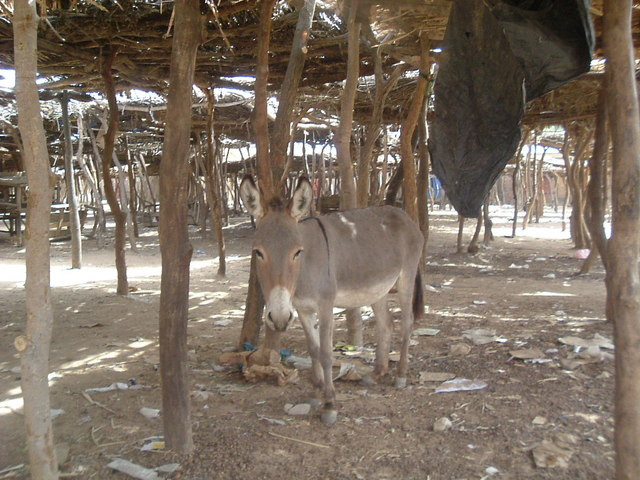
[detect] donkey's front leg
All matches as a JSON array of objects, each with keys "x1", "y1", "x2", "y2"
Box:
[
  {"x1": 318, "y1": 305, "x2": 337, "y2": 425},
  {"x1": 297, "y1": 309, "x2": 324, "y2": 406}
]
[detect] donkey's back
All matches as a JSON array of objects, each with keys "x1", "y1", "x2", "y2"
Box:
[{"x1": 299, "y1": 205, "x2": 423, "y2": 309}]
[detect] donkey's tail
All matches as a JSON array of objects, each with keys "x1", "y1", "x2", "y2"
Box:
[{"x1": 413, "y1": 270, "x2": 425, "y2": 321}]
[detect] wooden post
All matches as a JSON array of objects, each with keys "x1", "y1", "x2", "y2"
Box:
[
  {"x1": 579, "y1": 87, "x2": 609, "y2": 277},
  {"x1": 417, "y1": 97, "x2": 430, "y2": 258},
  {"x1": 334, "y1": 0, "x2": 359, "y2": 210},
  {"x1": 238, "y1": 0, "x2": 277, "y2": 350},
  {"x1": 400, "y1": 37, "x2": 430, "y2": 222},
  {"x1": 272, "y1": 0, "x2": 317, "y2": 190},
  {"x1": 13, "y1": 1, "x2": 59, "y2": 477},
  {"x1": 76, "y1": 116, "x2": 106, "y2": 245},
  {"x1": 100, "y1": 51, "x2": 129, "y2": 295},
  {"x1": 158, "y1": 0, "x2": 202, "y2": 454},
  {"x1": 61, "y1": 90, "x2": 83, "y2": 269},
  {"x1": 124, "y1": 137, "x2": 140, "y2": 238},
  {"x1": 510, "y1": 130, "x2": 530, "y2": 238},
  {"x1": 603, "y1": 2, "x2": 640, "y2": 478}
]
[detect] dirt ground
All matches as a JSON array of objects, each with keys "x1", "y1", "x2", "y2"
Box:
[{"x1": 0, "y1": 206, "x2": 613, "y2": 480}]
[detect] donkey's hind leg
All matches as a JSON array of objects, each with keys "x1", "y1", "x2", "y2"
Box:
[
  {"x1": 395, "y1": 271, "x2": 417, "y2": 388},
  {"x1": 372, "y1": 296, "x2": 392, "y2": 380},
  {"x1": 317, "y1": 305, "x2": 337, "y2": 425}
]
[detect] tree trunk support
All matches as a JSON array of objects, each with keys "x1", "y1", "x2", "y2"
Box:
[
  {"x1": 14, "y1": 1, "x2": 59, "y2": 477},
  {"x1": 603, "y1": 2, "x2": 640, "y2": 478},
  {"x1": 158, "y1": 0, "x2": 203, "y2": 454}
]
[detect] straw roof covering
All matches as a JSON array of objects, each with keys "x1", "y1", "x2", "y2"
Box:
[{"x1": 0, "y1": 0, "x2": 637, "y2": 166}]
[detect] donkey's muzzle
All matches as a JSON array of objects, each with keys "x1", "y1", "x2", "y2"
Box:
[
  {"x1": 265, "y1": 286, "x2": 295, "y2": 331},
  {"x1": 267, "y1": 310, "x2": 293, "y2": 332}
]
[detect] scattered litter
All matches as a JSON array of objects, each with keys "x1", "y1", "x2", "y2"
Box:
[
  {"x1": 140, "y1": 438, "x2": 165, "y2": 452},
  {"x1": 433, "y1": 417, "x2": 452, "y2": 432},
  {"x1": 543, "y1": 273, "x2": 556, "y2": 279},
  {"x1": 139, "y1": 407, "x2": 160, "y2": 420},
  {"x1": 284, "y1": 355, "x2": 312, "y2": 370},
  {"x1": 526, "y1": 358, "x2": 553, "y2": 364},
  {"x1": 449, "y1": 343, "x2": 472, "y2": 356},
  {"x1": 334, "y1": 362, "x2": 363, "y2": 382},
  {"x1": 509, "y1": 348, "x2": 546, "y2": 361},
  {"x1": 85, "y1": 382, "x2": 134, "y2": 393},
  {"x1": 435, "y1": 378, "x2": 488, "y2": 393},
  {"x1": 50, "y1": 408, "x2": 65, "y2": 420},
  {"x1": 413, "y1": 327, "x2": 440, "y2": 336},
  {"x1": 483, "y1": 466, "x2": 500, "y2": 478},
  {"x1": 191, "y1": 390, "x2": 211, "y2": 401},
  {"x1": 534, "y1": 257, "x2": 548, "y2": 262},
  {"x1": 284, "y1": 403, "x2": 312, "y2": 416},
  {"x1": 463, "y1": 329, "x2": 498, "y2": 345},
  {"x1": 213, "y1": 318, "x2": 233, "y2": 327},
  {"x1": 472, "y1": 300, "x2": 487, "y2": 305},
  {"x1": 558, "y1": 334, "x2": 614, "y2": 368},
  {"x1": 334, "y1": 341, "x2": 360, "y2": 353},
  {"x1": 509, "y1": 263, "x2": 530, "y2": 269},
  {"x1": 195, "y1": 249, "x2": 206, "y2": 255},
  {"x1": 107, "y1": 458, "x2": 162, "y2": 480},
  {"x1": 258, "y1": 414, "x2": 287, "y2": 426},
  {"x1": 577, "y1": 345, "x2": 614, "y2": 362},
  {"x1": 573, "y1": 249, "x2": 590, "y2": 259},
  {"x1": 558, "y1": 333, "x2": 614, "y2": 351},
  {"x1": 532, "y1": 434, "x2": 577, "y2": 469},
  {"x1": 419, "y1": 371, "x2": 456, "y2": 383},
  {"x1": 532, "y1": 416, "x2": 547, "y2": 425},
  {"x1": 219, "y1": 347, "x2": 299, "y2": 386}
]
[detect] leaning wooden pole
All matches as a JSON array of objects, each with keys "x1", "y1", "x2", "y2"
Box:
[
  {"x1": 100, "y1": 50, "x2": 129, "y2": 295},
  {"x1": 13, "y1": 1, "x2": 59, "y2": 478},
  {"x1": 60, "y1": 91, "x2": 82, "y2": 268},
  {"x1": 399, "y1": 35, "x2": 430, "y2": 222},
  {"x1": 603, "y1": 2, "x2": 640, "y2": 479},
  {"x1": 159, "y1": 0, "x2": 202, "y2": 454},
  {"x1": 238, "y1": 0, "x2": 280, "y2": 350},
  {"x1": 272, "y1": 0, "x2": 317, "y2": 190}
]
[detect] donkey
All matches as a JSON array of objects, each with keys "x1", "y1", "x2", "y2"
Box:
[{"x1": 239, "y1": 175, "x2": 425, "y2": 424}]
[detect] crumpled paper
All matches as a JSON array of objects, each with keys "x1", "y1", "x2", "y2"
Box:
[{"x1": 219, "y1": 348, "x2": 299, "y2": 386}]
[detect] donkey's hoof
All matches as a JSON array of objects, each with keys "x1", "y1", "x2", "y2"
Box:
[
  {"x1": 308, "y1": 398, "x2": 323, "y2": 409},
  {"x1": 394, "y1": 377, "x2": 407, "y2": 389},
  {"x1": 321, "y1": 409, "x2": 338, "y2": 425}
]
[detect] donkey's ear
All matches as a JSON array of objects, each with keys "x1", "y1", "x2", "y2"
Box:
[
  {"x1": 239, "y1": 175, "x2": 264, "y2": 218},
  {"x1": 289, "y1": 176, "x2": 313, "y2": 220}
]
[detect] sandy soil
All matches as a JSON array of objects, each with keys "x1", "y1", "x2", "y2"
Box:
[{"x1": 0, "y1": 207, "x2": 613, "y2": 480}]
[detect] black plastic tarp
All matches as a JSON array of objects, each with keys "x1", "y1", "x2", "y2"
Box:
[{"x1": 429, "y1": 0, "x2": 593, "y2": 217}]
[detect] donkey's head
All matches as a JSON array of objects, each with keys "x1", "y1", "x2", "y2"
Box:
[{"x1": 239, "y1": 175, "x2": 313, "y2": 332}]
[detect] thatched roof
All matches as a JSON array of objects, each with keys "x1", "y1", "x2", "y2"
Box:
[{"x1": 0, "y1": 0, "x2": 637, "y2": 167}]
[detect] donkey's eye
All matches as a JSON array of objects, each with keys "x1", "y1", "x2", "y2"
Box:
[
  {"x1": 254, "y1": 249, "x2": 265, "y2": 260},
  {"x1": 293, "y1": 248, "x2": 303, "y2": 260}
]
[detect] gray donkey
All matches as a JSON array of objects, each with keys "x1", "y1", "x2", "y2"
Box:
[{"x1": 240, "y1": 175, "x2": 424, "y2": 424}]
